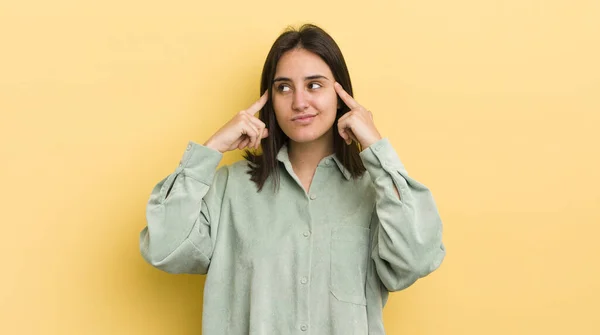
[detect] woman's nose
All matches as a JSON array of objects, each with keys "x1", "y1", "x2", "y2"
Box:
[{"x1": 292, "y1": 90, "x2": 309, "y2": 111}]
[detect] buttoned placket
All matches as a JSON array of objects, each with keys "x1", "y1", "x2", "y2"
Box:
[
  {"x1": 282, "y1": 163, "x2": 316, "y2": 333},
  {"x1": 281, "y1": 156, "x2": 339, "y2": 333}
]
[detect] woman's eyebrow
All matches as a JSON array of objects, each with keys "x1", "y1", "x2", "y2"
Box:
[
  {"x1": 273, "y1": 75, "x2": 330, "y2": 83},
  {"x1": 305, "y1": 75, "x2": 329, "y2": 81}
]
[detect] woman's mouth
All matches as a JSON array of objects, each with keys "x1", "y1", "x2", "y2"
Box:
[{"x1": 292, "y1": 114, "x2": 317, "y2": 125}]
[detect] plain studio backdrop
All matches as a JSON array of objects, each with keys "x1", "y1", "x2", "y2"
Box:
[{"x1": 1, "y1": 1, "x2": 599, "y2": 334}]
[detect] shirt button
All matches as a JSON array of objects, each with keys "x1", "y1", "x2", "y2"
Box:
[
  {"x1": 303, "y1": 231, "x2": 310, "y2": 238},
  {"x1": 179, "y1": 161, "x2": 183, "y2": 167},
  {"x1": 300, "y1": 277, "x2": 308, "y2": 284},
  {"x1": 300, "y1": 324, "x2": 308, "y2": 331},
  {"x1": 186, "y1": 143, "x2": 192, "y2": 151},
  {"x1": 325, "y1": 159, "x2": 331, "y2": 166},
  {"x1": 309, "y1": 194, "x2": 317, "y2": 200}
]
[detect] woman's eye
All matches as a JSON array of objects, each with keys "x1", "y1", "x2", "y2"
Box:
[
  {"x1": 277, "y1": 84, "x2": 291, "y2": 92},
  {"x1": 309, "y1": 82, "x2": 322, "y2": 90}
]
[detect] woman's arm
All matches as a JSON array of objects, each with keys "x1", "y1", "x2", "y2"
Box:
[
  {"x1": 139, "y1": 142, "x2": 227, "y2": 274},
  {"x1": 361, "y1": 138, "x2": 446, "y2": 291},
  {"x1": 140, "y1": 93, "x2": 269, "y2": 274}
]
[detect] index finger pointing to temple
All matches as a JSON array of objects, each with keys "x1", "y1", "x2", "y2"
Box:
[
  {"x1": 247, "y1": 91, "x2": 269, "y2": 115},
  {"x1": 334, "y1": 82, "x2": 359, "y2": 109}
]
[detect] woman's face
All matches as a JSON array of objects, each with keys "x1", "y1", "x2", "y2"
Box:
[{"x1": 271, "y1": 48, "x2": 338, "y2": 145}]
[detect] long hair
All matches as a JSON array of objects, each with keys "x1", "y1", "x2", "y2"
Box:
[{"x1": 244, "y1": 24, "x2": 366, "y2": 191}]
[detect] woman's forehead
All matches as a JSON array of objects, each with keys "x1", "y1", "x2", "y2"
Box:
[{"x1": 274, "y1": 49, "x2": 333, "y2": 79}]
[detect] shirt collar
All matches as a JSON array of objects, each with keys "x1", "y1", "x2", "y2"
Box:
[{"x1": 276, "y1": 144, "x2": 352, "y2": 180}]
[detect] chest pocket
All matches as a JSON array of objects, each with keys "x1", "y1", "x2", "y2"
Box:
[{"x1": 330, "y1": 225, "x2": 371, "y2": 306}]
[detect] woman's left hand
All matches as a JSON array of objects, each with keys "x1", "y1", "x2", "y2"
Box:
[{"x1": 334, "y1": 82, "x2": 382, "y2": 149}]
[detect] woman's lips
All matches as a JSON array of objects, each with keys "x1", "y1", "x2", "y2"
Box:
[{"x1": 292, "y1": 114, "x2": 316, "y2": 125}]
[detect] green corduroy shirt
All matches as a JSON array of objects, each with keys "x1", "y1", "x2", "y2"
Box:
[{"x1": 140, "y1": 138, "x2": 445, "y2": 334}]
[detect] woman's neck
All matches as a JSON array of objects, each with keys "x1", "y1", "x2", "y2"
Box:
[{"x1": 288, "y1": 131, "x2": 334, "y2": 191}]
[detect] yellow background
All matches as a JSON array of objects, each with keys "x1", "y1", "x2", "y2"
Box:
[{"x1": 1, "y1": 1, "x2": 599, "y2": 334}]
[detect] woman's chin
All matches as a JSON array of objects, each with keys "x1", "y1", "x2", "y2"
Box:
[
  {"x1": 286, "y1": 129, "x2": 332, "y2": 145},
  {"x1": 288, "y1": 135, "x2": 317, "y2": 144}
]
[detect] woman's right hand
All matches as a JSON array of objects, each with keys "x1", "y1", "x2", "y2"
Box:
[{"x1": 203, "y1": 92, "x2": 269, "y2": 153}]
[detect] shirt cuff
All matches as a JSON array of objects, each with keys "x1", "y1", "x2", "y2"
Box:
[
  {"x1": 177, "y1": 141, "x2": 223, "y2": 185},
  {"x1": 359, "y1": 138, "x2": 407, "y2": 180}
]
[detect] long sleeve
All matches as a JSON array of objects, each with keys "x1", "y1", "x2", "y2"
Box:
[
  {"x1": 139, "y1": 141, "x2": 227, "y2": 274},
  {"x1": 360, "y1": 138, "x2": 446, "y2": 292}
]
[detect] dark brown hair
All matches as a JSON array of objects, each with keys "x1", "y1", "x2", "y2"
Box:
[{"x1": 244, "y1": 24, "x2": 366, "y2": 191}]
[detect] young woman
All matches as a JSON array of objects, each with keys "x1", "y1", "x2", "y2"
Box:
[{"x1": 140, "y1": 24, "x2": 445, "y2": 335}]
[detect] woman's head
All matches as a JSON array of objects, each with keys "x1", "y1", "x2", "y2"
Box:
[
  {"x1": 260, "y1": 24, "x2": 354, "y2": 145},
  {"x1": 271, "y1": 48, "x2": 338, "y2": 144},
  {"x1": 245, "y1": 24, "x2": 365, "y2": 191}
]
